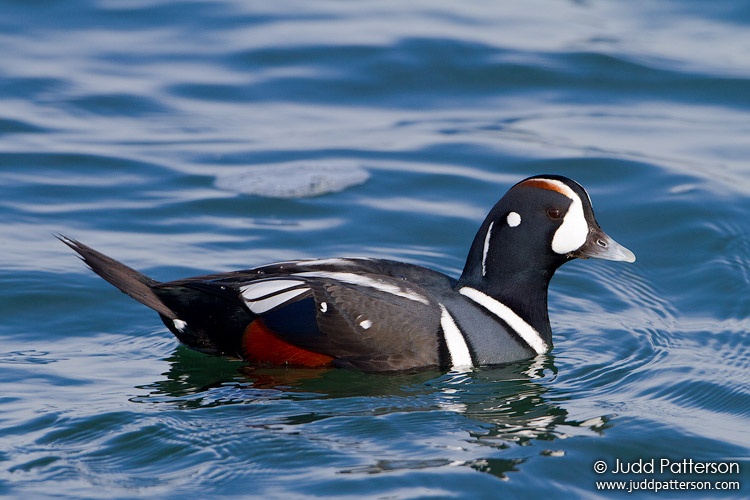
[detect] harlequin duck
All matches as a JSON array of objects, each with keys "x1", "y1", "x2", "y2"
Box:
[{"x1": 61, "y1": 174, "x2": 635, "y2": 372}]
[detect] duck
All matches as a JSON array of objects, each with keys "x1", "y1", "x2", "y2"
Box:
[{"x1": 60, "y1": 174, "x2": 635, "y2": 372}]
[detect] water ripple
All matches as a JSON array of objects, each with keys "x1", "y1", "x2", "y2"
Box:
[{"x1": 2, "y1": 0, "x2": 750, "y2": 497}]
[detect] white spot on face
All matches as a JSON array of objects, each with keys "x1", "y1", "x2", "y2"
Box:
[
  {"x1": 552, "y1": 197, "x2": 588, "y2": 255},
  {"x1": 359, "y1": 319, "x2": 373, "y2": 330},
  {"x1": 506, "y1": 211, "x2": 521, "y2": 227},
  {"x1": 481, "y1": 221, "x2": 494, "y2": 277},
  {"x1": 534, "y1": 179, "x2": 589, "y2": 255},
  {"x1": 173, "y1": 319, "x2": 188, "y2": 332},
  {"x1": 320, "y1": 301, "x2": 328, "y2": 313}
]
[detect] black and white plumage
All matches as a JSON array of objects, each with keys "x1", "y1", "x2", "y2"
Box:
[{"x1": 61, "y1": 174, "x2": 635, "y2": 372}]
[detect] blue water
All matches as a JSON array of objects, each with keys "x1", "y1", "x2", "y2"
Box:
[{"x1": 1, "y1": 1, "x2": 749, "y2": 498}]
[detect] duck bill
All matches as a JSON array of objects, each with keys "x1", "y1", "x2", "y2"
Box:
[{"x1": 574, "y1": 228, "x2": 636, "y2": 263}]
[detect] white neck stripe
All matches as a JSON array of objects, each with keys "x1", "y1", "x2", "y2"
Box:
[
  {"x1": 458, "y1": 287, "x2": 548, "y2": 355},
  {"x1": 439, "y1": 304, "x2": 473, "y2": 370},
  {"x1": 481, "y1": 221, "x2": 494, "y2": 277}
]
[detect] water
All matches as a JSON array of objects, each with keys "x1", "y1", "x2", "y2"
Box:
[{"x1": 1, "y1": 0, "x2": 749, "y2": 498}]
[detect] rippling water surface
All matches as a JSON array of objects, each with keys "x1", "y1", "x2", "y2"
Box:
[{"x1": 1, "y1": 1, "x2": 749, "y2": 498}]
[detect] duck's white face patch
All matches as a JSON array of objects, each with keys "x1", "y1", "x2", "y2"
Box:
[
  {"x1": 550, "y1": 185, "x2": 588, "y2": 255},
  {"x1": 506, "y1": 211, "x2": 521, "y2": 227},
  {"x1": 521, "y1": 178, "x2": 589, "y2": 255}
]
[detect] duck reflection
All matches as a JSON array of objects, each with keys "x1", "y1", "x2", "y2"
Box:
[{"x1": 134, "y1": 348, "x2": 611, "y2": 480}]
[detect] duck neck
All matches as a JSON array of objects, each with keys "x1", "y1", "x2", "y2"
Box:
[
  {"x1": 456, "y1": 203, "x2": 574, "y2": 346},
  {"x1": 458, "y1": 256, "x2": 557, "y2": 345}
]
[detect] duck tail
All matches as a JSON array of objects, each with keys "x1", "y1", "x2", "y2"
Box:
[{"x1": 58, "y1": 235, "x2": 178, "y2": 320}]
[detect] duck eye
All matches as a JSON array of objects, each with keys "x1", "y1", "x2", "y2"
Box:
[{"x1": 547, "y1": 207, "x2": 563, "y2": 220}]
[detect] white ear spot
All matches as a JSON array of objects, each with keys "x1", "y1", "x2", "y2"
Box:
[{"x1": 507, "y1": 211, "x2": 521, "y2": 227}]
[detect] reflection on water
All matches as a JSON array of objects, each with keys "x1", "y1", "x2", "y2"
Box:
[
  {"x1": 134, "y1": 350, "x2": 612, "y2": 480},
  {"x1": 3, "y1": 0, "x2": 750, "y2": 496}
]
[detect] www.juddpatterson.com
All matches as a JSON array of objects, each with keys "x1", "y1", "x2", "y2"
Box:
[{"x1": 593, "y1": 459, "x2": 741, "y2": 493}]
